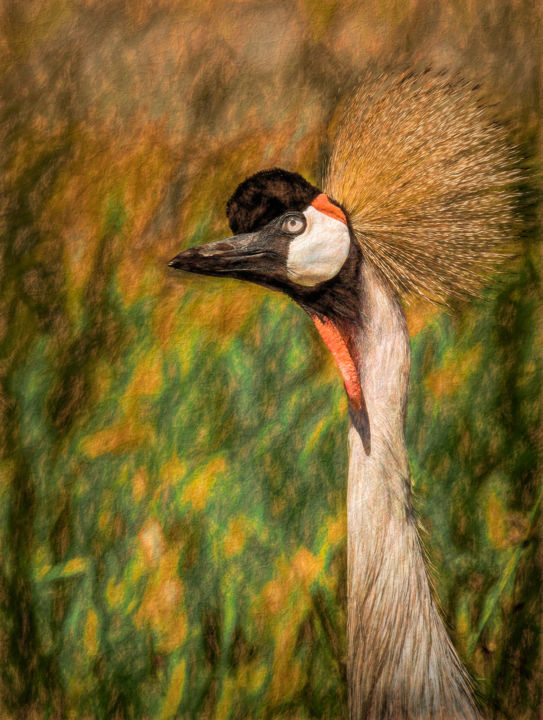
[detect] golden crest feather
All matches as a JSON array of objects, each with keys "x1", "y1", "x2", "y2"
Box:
[{"x1": 324, "y1": 70, "x2": 519, "y2": 303}]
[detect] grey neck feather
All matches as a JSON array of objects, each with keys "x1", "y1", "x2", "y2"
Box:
[{"x1": 346, "y1": 262, "x2": 482, "y2": 720}]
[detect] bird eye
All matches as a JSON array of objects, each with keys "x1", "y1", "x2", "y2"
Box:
[{"x1": 282, "y1": 214, "x2": 306, "y2": 235}]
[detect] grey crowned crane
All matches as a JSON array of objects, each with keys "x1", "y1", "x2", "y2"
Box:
[{"x1": 168, "y1": 71, "x2": 517, "y2": 720}]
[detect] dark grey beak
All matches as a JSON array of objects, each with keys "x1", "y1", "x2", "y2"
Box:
[{"x1": 168, "y1": 230, "x2": 286, "y2": 287}]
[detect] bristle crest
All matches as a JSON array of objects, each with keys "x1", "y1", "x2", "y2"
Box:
[{"x1": 324, "y1": 71, "x2": 519, "y2": 304}]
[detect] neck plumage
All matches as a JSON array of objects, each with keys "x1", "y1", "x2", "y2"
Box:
[{"x1": 345, "y1": 263, "x2": 481, "y2": 720}]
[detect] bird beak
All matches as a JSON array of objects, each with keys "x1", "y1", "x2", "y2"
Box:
[{"x1": 168, "y1": 231, "x2": 281, "y2": 279}]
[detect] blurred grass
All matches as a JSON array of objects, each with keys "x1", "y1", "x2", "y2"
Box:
[{"x1": 0, "y1": 1, "x2": 542, "y2": 718}]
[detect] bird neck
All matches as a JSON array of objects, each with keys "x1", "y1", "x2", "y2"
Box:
[{"x1": 345, "y1": 263, "x2": 481, "y2": 720}]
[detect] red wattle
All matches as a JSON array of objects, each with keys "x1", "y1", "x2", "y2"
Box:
[
  {"x1": 311, "y1": 193, "x2": 347, "y2": 225},
  {"x1": 310, "y1": 313, "x2": 363, "y2": 411}
]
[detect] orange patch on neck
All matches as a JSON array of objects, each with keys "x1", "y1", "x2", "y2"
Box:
[
  {"x1": 311, "y1": 193, "x2": 347, "y2": 225},
  {"x1": 310, "y1": 313, "x2": 363, "y2": 411}
]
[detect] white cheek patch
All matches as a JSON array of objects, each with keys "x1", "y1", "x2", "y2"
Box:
[{"x1": 286, "y1": 205, "x2": 350, "y2": 287}]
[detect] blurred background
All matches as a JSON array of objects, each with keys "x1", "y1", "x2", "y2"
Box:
[{"x1": 1, "y1": 1, "x2": 541, "y2": 718}]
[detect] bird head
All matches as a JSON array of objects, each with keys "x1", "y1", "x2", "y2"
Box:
[
  {"x1": 168, "y1": 73, "x2": 518, "y2": 426},
  {"x1": 169, "y1": 168, "x2": 365, "y2": 415}
]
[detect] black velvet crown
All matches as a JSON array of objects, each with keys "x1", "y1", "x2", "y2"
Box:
[{"x1": 226, "y1": 168, "x2": 321, "y2": 235}]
